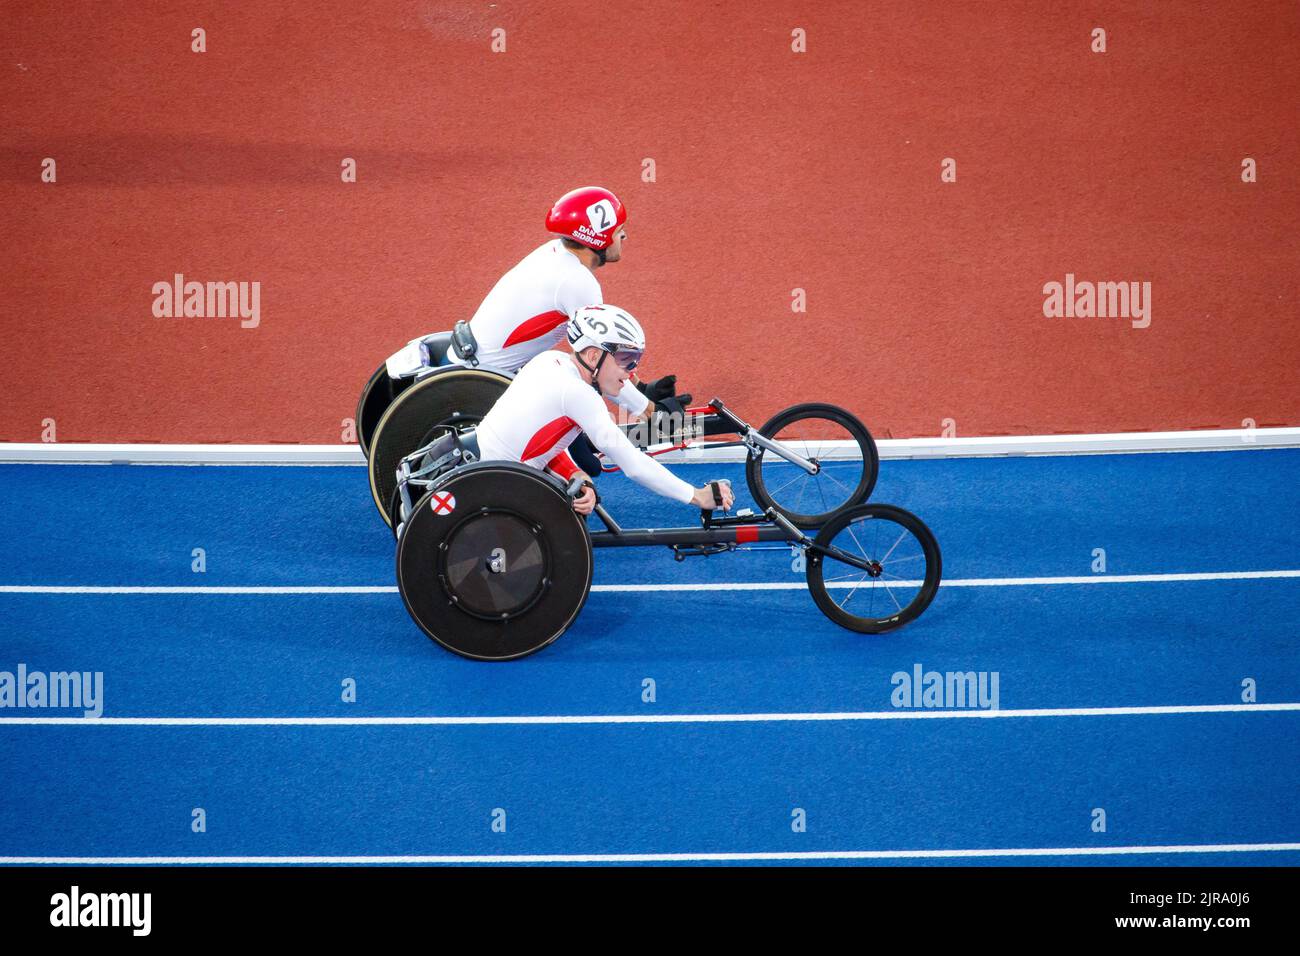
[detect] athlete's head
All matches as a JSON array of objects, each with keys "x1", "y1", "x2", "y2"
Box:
[
  {"x1": 547, "y1": 186, "x2": 627, "y2": 267},
  {"x1": 567, "y1": 304, "x2": 644, "y2": 397}
]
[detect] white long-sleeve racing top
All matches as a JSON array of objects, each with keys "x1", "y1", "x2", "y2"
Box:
[
  {"x1": 475, "y1": 350, "x2": 694, "y2": 504},
  {"x1": 447, "y1": 239, "x2": 649, "y2": 416}
]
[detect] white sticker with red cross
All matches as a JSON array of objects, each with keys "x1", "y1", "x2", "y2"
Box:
[{"x1": 430, "y1": 492, "x2": 456, "y2": 515}]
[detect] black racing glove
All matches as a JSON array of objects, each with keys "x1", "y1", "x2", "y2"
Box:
[
  {"x1": 635, "y1": 375, "x2": 678, "y2": 404},
  {"x1": 656, "y1": 393, "x2": 692, "y2": 418},
  {"x1": 648, "y1": 393, "x2": 695, "y2": 443}
]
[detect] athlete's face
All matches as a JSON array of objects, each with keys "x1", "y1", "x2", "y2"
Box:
[
  {"x1": 603, "y1": 223, "x2": 627, "y2": 263},
  {"x1": 585, "y1": 347, "x2": 630, "y2": 396}
]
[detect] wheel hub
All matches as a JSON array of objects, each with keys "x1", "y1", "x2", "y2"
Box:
[{"x1": 441, "y1": 511, "x2": 546, "y2": 620}]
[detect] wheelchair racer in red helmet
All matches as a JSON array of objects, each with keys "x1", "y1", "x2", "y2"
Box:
[{"x1": 391, "y1": 186, "x2": 690, "y2": 475}]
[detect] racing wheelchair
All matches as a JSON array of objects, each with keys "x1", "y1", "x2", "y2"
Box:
[
  {"x1": 359, "y1": 325, "x2": 885, "y2": 532},
  {"x1": 367, "y1": 371, "x2": 884, "y2": 537},
  {"x1": 355, "y1": 324, "x2": 490, "y2": 459},
  {"x1": 388, "y1": 400, "x2": 940, "y2": 661},
  {"x1": 356, "y1": 324, "x2": 516, "y2": 525}
]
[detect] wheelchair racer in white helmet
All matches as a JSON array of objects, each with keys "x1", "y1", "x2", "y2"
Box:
[{"x1": 471, "y1": 304, "x2": 735, "y2": 515}]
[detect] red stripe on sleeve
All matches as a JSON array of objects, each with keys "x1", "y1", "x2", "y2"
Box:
[
  {"x1": 547, "y1": 451, "x2": 581, "y2": 480},
  {"x1": 502, "y1": 310, "x2": 570, "y2": 348},
  {"x1": 521, "y1": 416, "x2": 578, "y2": 462}
]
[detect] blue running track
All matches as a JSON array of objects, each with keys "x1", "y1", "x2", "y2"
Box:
[{"x1": 1, "y1": 449, "x2": 1298, "y2": 865}]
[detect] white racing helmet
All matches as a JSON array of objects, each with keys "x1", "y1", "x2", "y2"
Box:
[
  {"x1": 567, "y1": 304, "x2": 645, "y2": 356},
  {"x1": 567, "y1": 304, "x2": 646, "y2": 389}
]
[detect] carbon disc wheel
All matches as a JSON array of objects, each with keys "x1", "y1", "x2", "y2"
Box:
[
  {"x1": 805, "y1": 503, "x2": 941, "y2": 633},
  {"x1": 441, "y1": 512, "x2": 548, "y2": 620},
  {"x1": 396, "y1": 463, "x2": 592, "y2": 660},
  {"x1": 355, "y1": 363, "x2": 414, "y2": 460},
  {"x1": 745, "y1": 403, "x2": 879, "y2": 528},
  {"x1": 368, "y1": 367, "x2": 510, "y2": 527}
]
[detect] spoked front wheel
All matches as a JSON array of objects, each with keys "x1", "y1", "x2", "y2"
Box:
[
  {"x1": 805, "y1": 504, "x2": 941, "y2": 633},
  {"x1": 745, "y1": 403, "x2": 879, "y2": 528}
]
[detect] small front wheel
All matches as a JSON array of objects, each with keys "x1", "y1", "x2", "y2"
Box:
[
  {"x1": 805, "y1": 504, "x2": 941, "y2": 633},
  {"x1": 746, "y1": 403, "x2": 879, "y2": 528}
]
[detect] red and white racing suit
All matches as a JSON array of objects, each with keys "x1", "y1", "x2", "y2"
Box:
[
  {"x1": 447, "y1": 239, "x2": 650, "y2": 417},
  {"x1": 475, "y1": 351, "x2": 695, "y2": 503}
]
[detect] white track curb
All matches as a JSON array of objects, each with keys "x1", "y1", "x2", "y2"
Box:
[{"x1": 0, "y1": 427, "x2": 1296, "y2": 465}]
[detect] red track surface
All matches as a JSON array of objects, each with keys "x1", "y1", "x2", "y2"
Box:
[{"x1": 2, "y1": 1, "x2": 1296, "y2": 443}]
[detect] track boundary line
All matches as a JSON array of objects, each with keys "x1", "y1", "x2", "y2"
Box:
[
  {"x1": 4, "y1": 843, "x2": 1299, "y2": 864},
  {"x1": 3, "y1": 569, "x2": 1298, "y2": 595},
  {"x1": 1, "y1": 426, "x2": 1297, "y2": 464},
  {"x1": 3, "y1": 702, "x2": 1298, "y2": 726}
]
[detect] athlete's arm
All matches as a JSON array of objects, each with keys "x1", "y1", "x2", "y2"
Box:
[
  {"x1": 553, "y1": 266, "x2": 601, "y2": 323},
  {"x1": 562, "y1": 380, "x2": 694, "y2": 504},
  {"x1": 544, "y1": 451, "x2": 596, "y2": 514},
  {"x1": 546, "y1": 450, "x2": 582, "y2": 481}
]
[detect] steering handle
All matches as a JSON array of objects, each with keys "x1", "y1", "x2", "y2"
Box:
[{"x1": 700, "y1": 479, "x2": 733, "y2": 527}]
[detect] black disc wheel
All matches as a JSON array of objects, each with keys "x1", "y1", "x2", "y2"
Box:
[
  {"x1": 805, "y1": 504, "x2": 940, "y2": 633},
  {"x1": 368, "y1": 367, "x2": 510, "y2": 527},
  {"x1": 356, "y1": 363, "x2": 414, "y2": 460},
  {"x1": 396, "y1": 463, "x2": 593, "y2": 660},
  {"x1": 745, "y1": 403, "x2": 879, "y2": 528}
]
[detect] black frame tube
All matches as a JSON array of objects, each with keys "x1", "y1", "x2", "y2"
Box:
[
  {"x1": 586, "y1": 505, "x2": 879, "y2": 575},
  {"x1": 590, "y1": 524, "x2": 793, "y2": 548},
  {"x1": 585, "y1": 399, "x2": 880, "y2": 574}
]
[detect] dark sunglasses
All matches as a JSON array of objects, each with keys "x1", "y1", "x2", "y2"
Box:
[{"x1": 612, "y1": 349, "x2": 643, "y2": 372}]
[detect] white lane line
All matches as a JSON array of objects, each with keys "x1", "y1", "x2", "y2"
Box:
[
  {"x1": 913, "y1": 570, "x2": 1300, "y2": 587},
  {"x1": 4, "y1": 843, "x2": 1300, "y2": 864},
  {"x1": 602, "y1": 570, "x2": 1300, "y2": 590},
  {"x1": 3, "y1": 702, "x2": 1298, "y2": 726},
  {"x1": 2, "y1": 569, "x2": 1298, "y2": 594},
  {"x1": 0, "y1": 586, "x2": 397, "y2": 594}
]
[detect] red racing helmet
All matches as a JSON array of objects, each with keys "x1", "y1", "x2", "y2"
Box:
[{"x1": 545, "y1": 186, "x2": 627, "y2": 251}]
